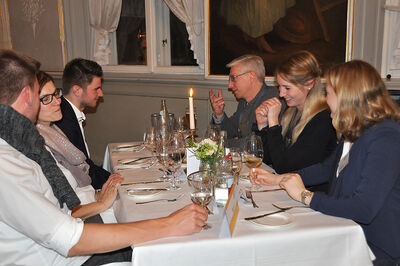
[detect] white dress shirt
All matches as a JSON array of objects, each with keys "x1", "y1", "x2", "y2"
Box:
[
  {"x1": 65, "y1": 98, "x2": 90, "y2": 158},
  {"x1": 0, "y1": 138, "x2": 89, "y2": 266}
]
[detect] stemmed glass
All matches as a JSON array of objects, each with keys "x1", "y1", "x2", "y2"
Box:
[
  {"x1": 155, "y1": 136, "x2": 170, "y2": 181},
  {"x1": 143, "y1": 127, "x2": 157, "y2": 167},
  {"x1": 187, "y1": 170, "x2": 213, "y2": 230},
  {"x1": 165, "y1": 131, "x2": 185, "y2": 190},
  {"x1": 204, "y1": 125, "x2": 220, "y2": 142},
  {"x1": 230, "y1": 147, "x2": 242, "y2": 182},
  {"x1": 244, "y1": 134, "x2": 263, "y2": 189}
]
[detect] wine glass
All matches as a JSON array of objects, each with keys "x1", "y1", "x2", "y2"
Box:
[
  {"x1": 230, "y1": 147, "x2": 242, "y2": 181},
  {"x1": 204, "y1": 125, "x2": 220, "y2": 141},
  {"x1": 143, "y1": 127, "x2": 157, "y2": 166},
  {"x1": 244, "y1": 134, "x2": 263, "y2": 189},
  {"x1": 155, "y1": 137, "x2": 170, "y2": 181},
  {"x1": 187, "y1": 170, "x2": 213, "y2": 230},
  {"x1": 165, "y1": 131, "x2": 185, "y2": 190}
]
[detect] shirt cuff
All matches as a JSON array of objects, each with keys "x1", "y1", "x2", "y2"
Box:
[{"x1": 212, "y1": 113, "x2": 224, "y2": 124}]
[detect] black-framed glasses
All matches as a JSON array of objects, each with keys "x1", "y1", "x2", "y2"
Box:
[
  {"x1": 40, "y1": 88, "x2": 62, "y2": 105},
  {"x1": 228, "y1": 71, "x2": 250, "y2": 82}
]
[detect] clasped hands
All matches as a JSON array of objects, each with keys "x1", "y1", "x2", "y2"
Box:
[
  {"x1": 255, "y1": 97, "x2": 281, "y2": 130},
  {"x1": 249, "y1": 168, "x2": 305, "y2": 203}
]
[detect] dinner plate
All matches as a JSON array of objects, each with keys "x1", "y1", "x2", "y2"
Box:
[
  {"x1": 126, "y1": 189, "x2": 161, "y2": 198},
  {"x1": 249, "y1": 212, "x2": 294, "y2": 227}
]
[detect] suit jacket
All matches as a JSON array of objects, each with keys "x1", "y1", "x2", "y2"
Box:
[
  {"x1": 213, "y1": 83, "x2": 279, "y2": 147},
  {"x1": 298, "y1": 120, "x2": 400, "y2": 260},
  {"x1": 55, "y1": 96, "x2": 110, "y2": 189}
]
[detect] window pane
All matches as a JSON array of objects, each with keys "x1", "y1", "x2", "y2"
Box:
[
  {"x1": 117, "y1": 0, "x2": 146, "y2": 65},
  {"x1": 169, "y1": 11, "x2": 197, "y2": 66}
]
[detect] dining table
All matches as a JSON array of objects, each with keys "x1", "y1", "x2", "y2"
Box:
[{"x1": 103, "y1": 141, "x2": 374, "y2": 266}]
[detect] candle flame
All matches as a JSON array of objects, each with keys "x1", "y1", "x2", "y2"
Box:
[{"x1": 189, "y1": 88, "x2": 193, "y2": 97}]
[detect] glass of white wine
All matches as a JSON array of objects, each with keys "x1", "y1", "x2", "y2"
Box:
[
  {"x1": 230, "y1": 147, "x2": 242, "y2": 182},
  {"x1": 244, "y1": 134, "x2": 263, "y2": 190},
  {"x1": 187, "y1": 171, "x2": 213, "y2": 230}
]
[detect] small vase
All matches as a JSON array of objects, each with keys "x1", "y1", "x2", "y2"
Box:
[{"x1": 199, "y1": 160, "x2": 213, "y2": 175}]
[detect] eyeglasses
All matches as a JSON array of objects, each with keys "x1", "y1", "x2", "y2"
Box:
[
  {"x1": 229, "y1": 71, "x2": 250, "y2": 82},
  {"x1": 40, "y1": 88, "x2": 62, "y2": 105}
]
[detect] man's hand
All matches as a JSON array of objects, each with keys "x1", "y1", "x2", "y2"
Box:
[
  {"x1": 279, "y1": 173, "x2": 306, "y2": 202},
  {"x1": 255, "y1": 101, "x2": 269, "y2": 130},
  {"x1": 166, "y1": 204, "x2": 208, "y2": 236},
  {"x1": 209, "y1": 89, "x2": 225, "y2": 118},
  {"x1": 263, "y1": 97, "x2": 281, "y2": 127},
  {"x1": 249, "y1": 168, "x2": 282, "y2": 186}
]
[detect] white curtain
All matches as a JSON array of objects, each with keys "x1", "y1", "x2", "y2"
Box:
[
  {"x1": 163, "y1": 0, "x2": 204, "y2": 69},
  {"x1": 88, "y1": 0, "x2": 122, "y2": 65},
  {"x1": 385, "y1": 0, "x2": 400, "y2": 70}
]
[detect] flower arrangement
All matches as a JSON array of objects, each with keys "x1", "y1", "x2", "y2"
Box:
[{"x1": 189, "y1": 138, "x2": 221, "y2": 165}]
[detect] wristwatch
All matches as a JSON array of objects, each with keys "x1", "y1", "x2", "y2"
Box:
[{"x1": 301, "y1": 189, "x2": 313, "y2": 205}]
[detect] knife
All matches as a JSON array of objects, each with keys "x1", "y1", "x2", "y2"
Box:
[
  {"x1": 127, "y1": 188, "x2": 168, "y2": 192},
  {"x1": 118, "y1": 157, "x2": 152, "y2": 165},
  {"x1": 121, "y1": 180, "x2": 164, "y2": 186},
  {"x1": 250, "y1": 188, "x2": 283, "y2": 193},
  {"x1": 244, "y1": 210, "x2": 284, "y2": 221}
]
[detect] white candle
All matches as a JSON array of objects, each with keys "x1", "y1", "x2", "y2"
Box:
[{"x1": 189, "y1": 88, "x2": 195, "y2": 129}]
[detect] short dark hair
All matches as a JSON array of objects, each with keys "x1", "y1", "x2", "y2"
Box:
[
  {"x1": 36, "y1": 71, "x2": 55, "y2": 93},
  {"x1": 0, "y1": 49, "x2": 40, "y2": 105},
  {"x1": 62, "y1": 58, "x2": 103, "y2": 95}
]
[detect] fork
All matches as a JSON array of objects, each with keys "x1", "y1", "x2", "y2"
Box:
[
  {"x1": 271, "y1": 203, "x2": 310, "y2": 211},
  {"x1": 136, "y1": 194, "x2": 184, "y2": 204},
  {"x1": 245, "y1": 190, "x2": 259, "y2": 208}
]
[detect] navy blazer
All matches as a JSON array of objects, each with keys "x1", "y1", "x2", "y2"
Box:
[
  {"x1": 298, "y1": 120, "x2": 400, "y2": 260},
  {"x1": 55, "y1": 97, "x2": 110, "y2": 189}
]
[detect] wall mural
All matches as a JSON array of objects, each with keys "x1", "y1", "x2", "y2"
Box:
[{"x1": 20, "y1": 0, "x2": 45, "y2": 39}]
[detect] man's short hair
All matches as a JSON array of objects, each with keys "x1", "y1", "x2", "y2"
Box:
[
  {"x1": 226, "y1": 54, "x2": 265, "y2": 82},
  {"x1": 62, "y1": 58, "x2": 103, "y2": 95},
  {"x1": 0, "y1": 49, "x2": 40, "y2": 105}
]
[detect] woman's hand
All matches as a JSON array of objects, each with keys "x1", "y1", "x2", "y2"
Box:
[
  {"x1": 263, "y1": 98, "x2": 281, "y2": 127},
  {"x1": 95, "y1": 173, "x2": 123, "y2": 209},
  {"x1": 249, "y1": 168, "x2": 282, "y2": 186},
  {"x1": 279, "y1": 173, "x2": 306, "y2": 202},
  {"x1": 255, "y1": 101, "x2": 269, "y2": 130}
]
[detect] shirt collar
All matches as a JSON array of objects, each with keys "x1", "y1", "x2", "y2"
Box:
[{"x1": 65, "y1": 98, "x2": 86, "y2": 123}]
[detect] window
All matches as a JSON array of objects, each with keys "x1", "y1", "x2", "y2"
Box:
[{"x1": 107, "y1": 0, "x2": 200, "y2": 74}]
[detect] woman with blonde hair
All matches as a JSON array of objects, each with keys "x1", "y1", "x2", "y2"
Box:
[
  {"x1": 251, "y1": 60, "x2": 400, "y2": 264},
  {"x1": 255, "y1": 50, "x2": 337, "y2": 174}
]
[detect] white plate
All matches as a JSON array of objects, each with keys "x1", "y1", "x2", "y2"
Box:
[
  {"x1": 126, "y1": 189, "x2": 161, "y2": 198},
  {"x1": 249, "y1": 212, "x2": 294, "y2": 227}
]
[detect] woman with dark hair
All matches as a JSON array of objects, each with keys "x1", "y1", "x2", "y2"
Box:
[
  {"x1": 35, "y1": 71, "x2": 122, "y2": 222},
  {"x1": 251, "y1": 60, "x2": 400, "y2": 265},
  {"x1": 255, "y1": 50, "x2": 337, "y2": 174}
]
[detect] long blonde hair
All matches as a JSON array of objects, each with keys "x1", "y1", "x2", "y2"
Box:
[
  {"x1": 325, "y1": 60, "x2": 400, "y2": 142},
  {"x1": 277, "y1": 51, "x2": 328, "y2": 143}
]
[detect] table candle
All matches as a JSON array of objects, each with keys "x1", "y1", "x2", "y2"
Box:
[{"x1": 189, "y1": 88, "x2": 195, "y2": 129}]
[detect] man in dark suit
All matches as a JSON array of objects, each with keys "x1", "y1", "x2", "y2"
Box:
[{"x1": 55, "y1": 58, "x2": 109, "y2": 189}]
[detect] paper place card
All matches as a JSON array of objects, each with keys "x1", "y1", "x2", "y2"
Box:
[
  {"x1": 224, "y1": 183, "x2": 240, "y2": 235},
  {"x1": 186, "y1": 148, "x2": 200, "y2": 176}
]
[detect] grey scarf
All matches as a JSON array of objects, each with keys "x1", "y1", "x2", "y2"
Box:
[
  {"x1": 0, "y1": 105, "x2": 80, "y2": 210},
  {"x1": 36, "y1": 123, "x2": 91, "y2": 187}
]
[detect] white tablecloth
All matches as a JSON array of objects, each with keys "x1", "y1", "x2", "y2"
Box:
[{"x1": 104, "y1": 142, "x2": 374, "y2": 266}]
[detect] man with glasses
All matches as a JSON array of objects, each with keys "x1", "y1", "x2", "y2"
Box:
[
  {"x1": 55, "y1": 58, "x2": 110, "y2": 189},
  {"x1": 209, "y1": 54, "x2": 279, "y2": 147}
]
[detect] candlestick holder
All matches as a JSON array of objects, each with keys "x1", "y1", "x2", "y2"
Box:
[{"x1": 188, "y1": 128, "x2": 197, "y2": 143}]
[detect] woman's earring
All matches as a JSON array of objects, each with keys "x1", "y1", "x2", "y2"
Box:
[{"x1": 308, "y1": 87, "x2": 311, "y2": 90}]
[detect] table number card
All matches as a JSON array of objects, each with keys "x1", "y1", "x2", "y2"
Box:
[
  {"x1": 186, "y1": 148, "x2": 200, "y2": 176},
  {"x1": 224, "y1": 183, "x2": 240, "y2": 235}
]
